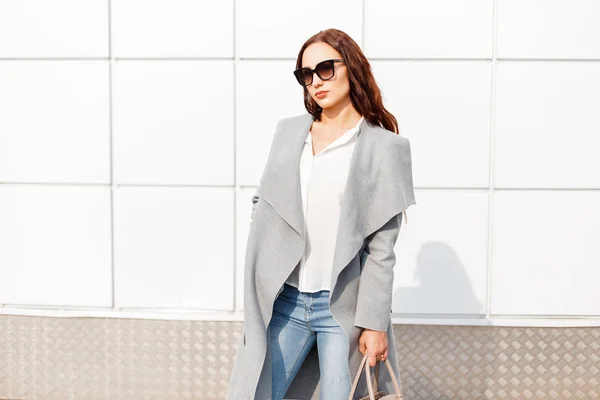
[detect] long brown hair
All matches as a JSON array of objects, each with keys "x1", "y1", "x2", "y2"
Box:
[{"x1": 295, "y1": 28, "x2": 399, "y2": 135}]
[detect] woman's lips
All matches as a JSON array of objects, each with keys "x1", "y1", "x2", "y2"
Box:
[{"x1": 316, "y1": 91, "x2": 328, "y2": 99}]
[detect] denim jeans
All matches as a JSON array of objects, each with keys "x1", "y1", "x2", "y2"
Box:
[{"x1": 269, "y1": 283, "x2": 351, "y2": 400}]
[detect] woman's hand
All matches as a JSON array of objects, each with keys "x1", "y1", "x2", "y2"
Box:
[{"x1": 358, "y1": 328, "x2": 388, "y2": 367}]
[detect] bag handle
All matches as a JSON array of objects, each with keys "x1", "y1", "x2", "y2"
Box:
[
  {"x1": 348, "y1": 354, "x2": 404, "y2": 399},
  {"x1": 366, "y1": 358, "x2": 403, "y2": 398},
  {"x1": 347, "y1": 354, "x2": 404, "y2": 399}
]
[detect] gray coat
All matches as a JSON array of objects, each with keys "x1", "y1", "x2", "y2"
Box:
[{"x1": 227, "y1": 113, "x2": 416, "y2": 399}]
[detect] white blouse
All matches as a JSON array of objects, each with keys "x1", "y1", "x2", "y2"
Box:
[{"x1": 286, "y1": 115, "x2": 365, "y2": 292}]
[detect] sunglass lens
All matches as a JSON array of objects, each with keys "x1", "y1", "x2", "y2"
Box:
[
  {"x1": 303, "y1": 69, "x2": 314, "y2": 86},
  {"x1": 316, "y1": 60, "x2": 334, "y2": 80},
  {"x1": 294, "y1": 69, "x2": 311, "y2": 86}
]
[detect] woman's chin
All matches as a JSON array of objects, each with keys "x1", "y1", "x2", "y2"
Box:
[{"x1": 316, "y1": 98, "x2": 335, "y2": 109}]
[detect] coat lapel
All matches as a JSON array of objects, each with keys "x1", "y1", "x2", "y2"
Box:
[
  {"x1": 259, "y1": 114, "x2": 370, "y2": 239},
  {"x1": 259, "y1": 113, "x2": 415, "y2": 291},
  {"x1": 258, "y1": 115, "x2": 311, "y2": 239}
]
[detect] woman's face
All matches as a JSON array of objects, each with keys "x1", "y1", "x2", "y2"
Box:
[{"x1": 301, "y1": 42, "x2": 350, "y2": 110}]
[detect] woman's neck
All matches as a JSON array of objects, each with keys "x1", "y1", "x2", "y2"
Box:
[{"x1": 318, "y1": 106, "x2": 362, "y2": 132}]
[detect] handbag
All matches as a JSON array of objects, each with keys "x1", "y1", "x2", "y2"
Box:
[{"x1": 348, "y1": 354, "x2": 404, "y2": 400}]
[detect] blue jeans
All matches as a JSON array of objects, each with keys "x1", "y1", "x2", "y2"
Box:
[{"x1": 269, "y1": 283, "x2": 351, "y2": 400}]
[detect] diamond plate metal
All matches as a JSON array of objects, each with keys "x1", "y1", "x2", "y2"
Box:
[{"x1": 0, "y1": 316, "x2": 598, "y2": 399}]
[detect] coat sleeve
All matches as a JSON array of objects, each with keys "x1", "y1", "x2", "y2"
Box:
[
  {"x1": 251, "y1": 118, "x2": 284, "y2": 221},
  {"x1": 354, "y1": 211, "x2": 403, "y2": 332}
]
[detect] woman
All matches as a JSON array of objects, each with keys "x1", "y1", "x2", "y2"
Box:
[{"x1": 227, "y1": 28, "x2": 416, "y2": 400}]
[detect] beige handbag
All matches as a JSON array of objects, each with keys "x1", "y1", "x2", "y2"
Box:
[{"x1": 348, "y1": 354, "x2": 404, "y2": 400}]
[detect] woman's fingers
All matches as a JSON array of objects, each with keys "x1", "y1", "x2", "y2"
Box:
[
  {"x1": 367, "y1": 349, "x2": 387, "y2": 365},
  {"x1": 359, "y1": 329, "x2": 389, "y2": 365},
  {"x1": 365, "y1": 346, "x2": 388, "y2": 366},
  {"x1": 368, "y1": 353, "x2": 378, "y2": 367},
  {"x1": 359, "y1": 341, "x2": 367, "y2": 355}
]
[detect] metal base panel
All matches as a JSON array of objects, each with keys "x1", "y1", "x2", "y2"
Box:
[{"x1": 0, "y1": 315, "x2": 598, "y2": 399}]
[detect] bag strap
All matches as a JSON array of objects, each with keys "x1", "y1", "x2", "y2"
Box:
[
  {"x1": 348, "y1": 354, "x2": 404, "y2": 399},
  {"x1": 349, "y1": 354, "x2": 369, "y2": 399},
  {"x1": 373, "y1": 361, "x2": 380, "y2": 392}
]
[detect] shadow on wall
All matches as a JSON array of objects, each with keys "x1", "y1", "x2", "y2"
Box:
[
  {"x1": 394, "y1": 241, "x2": 483, "y2": 315},
  {"x1": 393, "y1": 241, "x2": 483, "y2": 399}
]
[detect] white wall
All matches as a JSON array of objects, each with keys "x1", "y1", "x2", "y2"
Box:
[{"x1": 0, "y1": 0, "x2": 599, "y2": 327}]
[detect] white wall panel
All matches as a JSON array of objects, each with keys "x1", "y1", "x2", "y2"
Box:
[
  {"x1": 392, "y1": 190, "x2": 489, "y2": 315},
  {"x1": 365, "y1": 0, "x2": 493, "y2": 58},
  {"x1": 236, "y1": 60, "x2": 306, "y2": 186},
  {"x1": 0, "y1": 61, "x2": 110, "y2": 183},
  {"x1": 112, "y1": 0, "x2": 233, "y2": 58},
  {"x1": 114, "y1": 187, "x2": 234, "y2": 311},
  {"x1": 0, "y1": 0, "x2": 108, "y2": 58},
  {"x1": 497, "y1": 0, "x2": 600, "y2": 59},
  {"x1": 494, "y1": 62, "x2": 600, "y2": 188},
  {"x1": 236, "y1": 0, "x2": 362, "y2": 58},
  {"x1": 112, "y1": 60, "x2": 234, "y2": 185},
  {"x1": 491, "y1": 190, "x2": 600, "y2": 316},
  {"x1": 0, "y1": 185, "x2": 112, "y2": 307},
  {"x1": 372, "y1": 61, "x2": 491, "y2": 188}
]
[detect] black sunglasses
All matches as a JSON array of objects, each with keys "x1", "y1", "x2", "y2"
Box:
[{"x1": 293, "y1": 59, "x2": 345, "y2": 87}]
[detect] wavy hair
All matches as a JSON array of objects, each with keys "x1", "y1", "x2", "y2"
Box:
[{"x1": 295, "y1": 28, "x2": 399, "y2": 135}]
